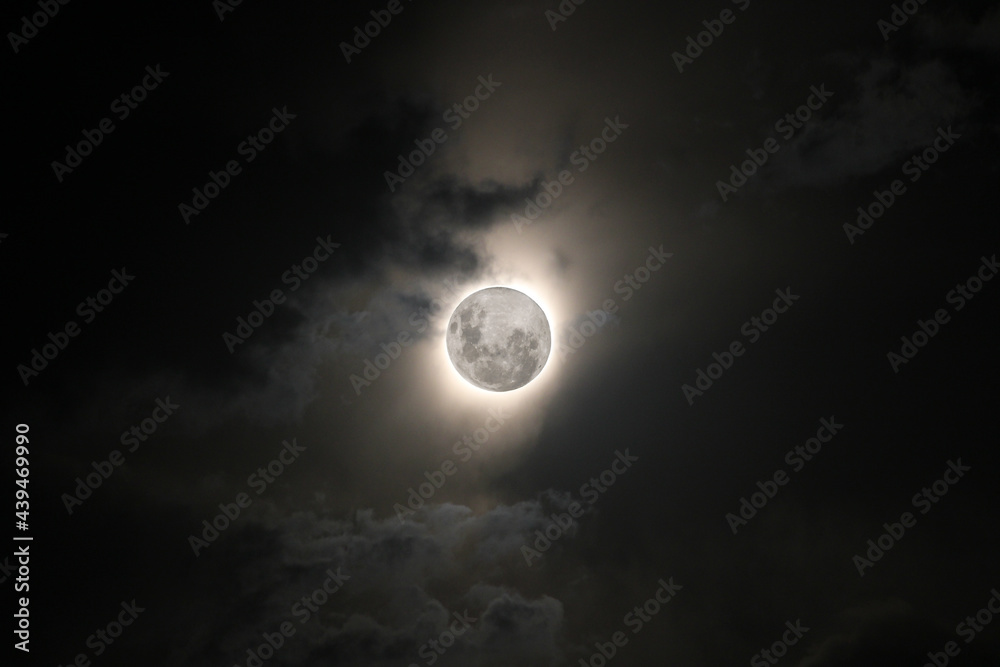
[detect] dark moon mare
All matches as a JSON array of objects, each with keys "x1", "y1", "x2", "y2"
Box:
[{"x1": 446, "y1": 287, "x2": 552, "y2": 391}]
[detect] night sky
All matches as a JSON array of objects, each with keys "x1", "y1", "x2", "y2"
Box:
[{"x1": 5, "y1": 1, "x2": 1000, "y2": 666}]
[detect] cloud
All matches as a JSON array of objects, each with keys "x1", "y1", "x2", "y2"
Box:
[
  {"x1": 70, "y1": 163, "x2": 542, "y2": 433},
  {"x1": 168, "y1": 501, "x2": 573, "y2": 666},
  {"x1": 766, "y1": 57, "x2": 974, "y2": 188}
]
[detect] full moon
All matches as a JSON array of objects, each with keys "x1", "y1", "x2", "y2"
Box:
[{"x1": 446, "y1": 287, "x2": 552, "y2": 392}]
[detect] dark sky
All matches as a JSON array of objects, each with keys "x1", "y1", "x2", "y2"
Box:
[{"x1": 5, "y1": 1, "x2": 1000, "y2": 666}]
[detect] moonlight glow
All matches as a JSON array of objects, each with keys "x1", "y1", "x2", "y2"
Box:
[{"x1": 445, "y1": 287, "x2": 552, "y2": 392}]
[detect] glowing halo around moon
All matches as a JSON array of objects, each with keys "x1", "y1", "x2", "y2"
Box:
[{"x1": 445, "y1": 287, "x2": 552, "y2": 392}]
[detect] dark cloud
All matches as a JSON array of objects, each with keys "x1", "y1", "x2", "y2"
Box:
[
  {"x1": 161, "y1": 503, "x2": 570, "y2": 666},
  {"x1": 766, "y1": 57, "x2": 975, "y2": 188}
]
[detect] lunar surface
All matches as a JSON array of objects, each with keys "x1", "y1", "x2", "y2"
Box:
[{"x1": 446, "y1": 287, "x2": 551, "y2": 391}]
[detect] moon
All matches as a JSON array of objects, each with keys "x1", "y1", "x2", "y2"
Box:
[{"x1": 446, "y1": 287, "x2": 552, "y2": 392}]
